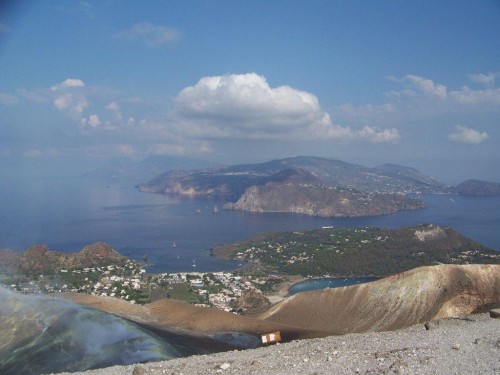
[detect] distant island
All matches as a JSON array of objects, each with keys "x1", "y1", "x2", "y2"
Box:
[
  {"x1": 138, "y1": 156, "x2": 448, "y2": 197},
  {"x1": 138, "y1": 156, "x2": 445, "y2": 217},
  {"x1": 137, "y1": 155, "x2": 500, "y2": 218},
  {"x1": 453, "y1": 179, "x2": 500, "y2": 196}
]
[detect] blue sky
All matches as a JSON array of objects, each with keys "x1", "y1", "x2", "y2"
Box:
[{"x1": 1, "y1": 0, "x2": 499, "y2": 183}]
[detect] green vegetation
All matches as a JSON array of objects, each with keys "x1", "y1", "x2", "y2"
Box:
[
  {"x1": 214, "y1": 224, "x2": 500, "y2": 277},
  {"x1": 167, "y1": 283, "x2": 203, "y2": 303}
]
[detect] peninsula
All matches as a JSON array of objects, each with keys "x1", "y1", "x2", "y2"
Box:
[{"x1": 213, "y1": 224, "x2": 500, "y2": 277}]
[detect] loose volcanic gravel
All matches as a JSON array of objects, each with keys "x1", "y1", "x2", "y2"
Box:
[{"x1": 57, "y1": 313, "x2": 500, "y2": 375}]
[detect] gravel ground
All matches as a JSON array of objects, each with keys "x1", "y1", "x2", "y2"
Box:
[{"x1": 57, "y1": 313, "x2": 500, "y2": 375}]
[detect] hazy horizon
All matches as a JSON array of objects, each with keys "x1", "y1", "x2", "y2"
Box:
[{"x1": 1, "y1": 1, "x2": 499, "y2": 184}]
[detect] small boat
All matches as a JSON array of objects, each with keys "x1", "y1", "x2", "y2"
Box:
[
  {"x1": 213, "y1": 205, "x2": 219, "y2": 214},
  {"x1": 172, "y1": 242, "x2": 177, "y2": 248}
]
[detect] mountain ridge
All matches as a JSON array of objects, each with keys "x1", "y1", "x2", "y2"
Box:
[{"x1": 137, "y1": 156, "x2": 449, "y2": 199}]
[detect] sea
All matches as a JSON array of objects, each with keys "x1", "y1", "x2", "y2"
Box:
[
  {"x1": 1, "y1": 174, "x2": 500, "y2": 374},
  {"x1": 1, "y1": 175, "x2": 499, "y2": 274},
  {"x1": 288, "y1": 277, "x2": 380, "y2": 295}
]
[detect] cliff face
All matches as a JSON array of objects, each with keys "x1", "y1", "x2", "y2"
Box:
[{"x1": 227, "y1": 169, "x2": 426, "y2": 217}]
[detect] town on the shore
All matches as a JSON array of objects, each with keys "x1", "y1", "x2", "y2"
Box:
[{"x1": 4, "y1": 259, "x2": 283, "y2": 313}]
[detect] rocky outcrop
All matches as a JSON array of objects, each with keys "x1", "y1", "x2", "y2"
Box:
[
  {"x1": 236, "y1": 288, "x2": 271, "y2": 312},
  {"x1": 0, "y1": 243, "x2": 127, "y2": 278},
  {"x1": 226, "y1": 169, "x2": 426, "y2": 217}
]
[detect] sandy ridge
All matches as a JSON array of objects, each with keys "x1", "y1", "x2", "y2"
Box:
[
  {"x1": 260, "y1": 264, "x2": 500, "y2": 333},
  {"x1": 59, "y1": 293, "x2": 323, "y2": 341}
]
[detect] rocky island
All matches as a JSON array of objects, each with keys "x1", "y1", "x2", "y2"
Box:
[
  {"x1": 138, "y1": 156, "x2": 441, "y2": 217},
  {"x1": 224, "y1": 168, "x2": 426, "y2": 217},
  {"x1": 453, "y1": 178, "x2": 500, "y2": 196}
]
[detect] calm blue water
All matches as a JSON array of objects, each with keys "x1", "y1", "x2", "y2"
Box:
[
  {"x1": 288, "y1": 277, "x2": 379, "y2": 295},
  {"x1": 1, "y1": 176, "x2": 499, "y2": 273}
]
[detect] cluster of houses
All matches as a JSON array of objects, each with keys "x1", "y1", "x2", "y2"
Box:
[
  {"x1": 153, "y1": 271, "x2": 276, "y2": 311},
  {"x1": 6, "y1": 260, "x2": 283, "y2": 311},
  {"x1": 8, "y1": 260, "x2": 149, "y2": 304}
]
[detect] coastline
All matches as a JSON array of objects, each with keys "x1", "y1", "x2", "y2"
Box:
[{"x1": 265, "y1": 274, "x2": 306, "y2": 304}]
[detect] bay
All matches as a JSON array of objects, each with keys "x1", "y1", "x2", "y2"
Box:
[
  {"x1": 1, "y1": 176, "x2": 499, "y2": 274},
  {"x1": 288, "y1": 277, "x2": 379, "y2": 295}
]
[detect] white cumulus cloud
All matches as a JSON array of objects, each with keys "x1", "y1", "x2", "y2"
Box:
[
  {"x1": 106, "y1": 101, "x2": 123, "y2": 121},
  {"x1": 53, "y1": 93, "x2": 88, "y2": 115},
  {"x1": 448, "y1": 125, "x2": 489, "y2": 144},
  {"x1": 88, "y1": 114, "x2": 101, "y2": 128},
  {"x1": 173, "y1": 73, "x2": 399, "y2": 143},
  {"x1": 358, "y1": 126, "x2": 400, "y2": 143},
  {"x1": 51, "y1": 78, "x2": 85, "y2": 91},
  {"x1": 389, "y1": 75, "x2": 447, "y2": 99},
  {"x1": 336, "y1": 74, "x2": 500, "y2": 133},
  {"x1": 469, "y1": 72, "x2": 499, "y2": 86},
  {"x1": 117, "y1": 22, "x2": 180, "y2": 47},
  {"x1": 106, "y1": 101, "x2": 119, "y2": 111},
  {"x1": 51, "y1": 78, "x2": 89, "y2": 118}
]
